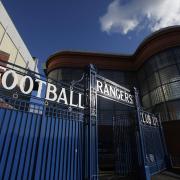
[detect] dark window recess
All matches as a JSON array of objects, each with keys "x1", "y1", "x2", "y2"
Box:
[
  {"x1": 159, "y1": 65, "x2": 180, "y2": 84},
  {"x1": 147, "y1": 72, "x2": 160, "y2": 91},
  {"x1": 157, "y1": 50, "x2": 176, "y2": 69}
]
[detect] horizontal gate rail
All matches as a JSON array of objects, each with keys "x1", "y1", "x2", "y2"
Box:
[{"x1": 0, "y1": 60, "x2": 85, "y2": 180}]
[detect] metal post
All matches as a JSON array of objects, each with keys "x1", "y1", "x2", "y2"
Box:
[
  {"x1": 133, "y1": 87, "x2": 150, "y2": 180},
  {"x1": 157, "y1": 113, "x2": 172, "y2": 169},
  {"x1": 84, "y1": 64, "x2": 98, "y2": 180}
]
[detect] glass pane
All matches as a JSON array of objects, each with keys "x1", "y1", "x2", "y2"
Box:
[
  {"x1": 163, "y1": 81, "x2": 180, "y2": 101},
  {"x1": 167, "y1": 101, "x2": 180, "y2": 120},
  {"x1": 153, "y1": 104, "x2": 169, "y2": 122},
  {"x1": 139, "y1": 81, "x2": 148, "y2": 96},
  {"x1": 48, "y1": 70, "x2": 58, "y2": 82},
  {"x1": 156, "y1": 50, "x2": 176, "y2": 69},
  {"x1": 145, "y1": 56, "x2": 158, "y2": 76},
  {"x1": 61, "y1": 68, "x2": 72, "y2": 82},
  {"x1": 112, "y1": 71, "x2": 125, "y2": 84},
  {"x1": 142, "y1": 94, "x2": 151, "y2": 108},
  {"x1": 138, "y1": 67, "x2": 146, "y2": 81},
  {"x1": 99, "y1": 70, "x2": 114, "y2": 81},
  {"x1": 150, "y1": 87, "x2": 164, "y2": 106},
  {"x1": 173, "y1": 47, "x2": 180, "y2": 62},
  {"x1": 124, "y1": 72, "x2": 136, "y2": 86},
  {"x1": 147, "y1": 72, "x2": 160, "y2": 91},
  {"x1": 159, "y1": 65, "x2": 180, "y2": 84},
  {"x1": 72, "y1": 69, "x2": 83, "y2": 81}
]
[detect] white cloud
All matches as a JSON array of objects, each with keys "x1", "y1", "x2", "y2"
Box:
[{"x1": 100, "y1": 0, "x2": 180, "y2": 34}]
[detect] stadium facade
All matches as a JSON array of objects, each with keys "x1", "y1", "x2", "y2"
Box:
[{"x1": 46, "y1": 26, "x2": 180, "y2": 172}]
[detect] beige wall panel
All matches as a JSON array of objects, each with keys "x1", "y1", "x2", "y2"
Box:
[
  {"x1": 0, "y1": 33, "x2": 17, "y2": 62},
  {"x1": 0, "y1": 24, "x2": 5, "y2": 41}
]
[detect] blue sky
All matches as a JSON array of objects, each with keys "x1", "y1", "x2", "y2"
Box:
[{"x1": 3, "y1": 0, "x2": 180, "y2": 69}]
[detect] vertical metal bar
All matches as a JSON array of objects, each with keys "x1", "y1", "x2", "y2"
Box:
[
  {"x1": 8, "y1": 111, "x2": 27, "y2": 179},
  {"x1": 73, "y1": 114, "x2": 78, "y2": 180},
  {"x1": 0, "y1": 109, "x2": 18, "y2": 180},
  {"x1": 46, "y1": 110, "x2": 56, "y2": 180},
  {"x1": 58, "y1": 111, "x2": 66, "y2": 179},
  {"x1": 15, "y1": 111, "x2": 29, "y2": 180},
  {"x1": 133, "y1": 87, "x2": 151, "y2": 180},
  {"x1": 54, "y1": 111, "x2": 63, "y2": 180},
  {"x1": 18, "y1": 113, "x2": 33, "y2": 179},
  {"x1": 84, "y1": 64, "x2": 98, "y2": 180},
  {"x1": 27, "y1": 113, "x2": 40, "y2": 179},
  {"x1": 50, "y1": 109, "x2": 59, "y2": 180},
  {"x1": 157, "y1": 113, "x2": 172, "y2": 169}
]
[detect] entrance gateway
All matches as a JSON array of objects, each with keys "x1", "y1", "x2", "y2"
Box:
[{"x1": 0, "y1": 61, "x2": 169, "y2": 180}]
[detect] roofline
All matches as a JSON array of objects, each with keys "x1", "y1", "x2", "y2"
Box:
[{"x1": 46, "y1": 26, "x2": 180, "y2": 73}]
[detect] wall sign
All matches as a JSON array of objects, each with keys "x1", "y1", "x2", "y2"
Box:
[
  {"x1": 96, "y1": 75, "x2": 134, "y2": 106},
  {"x1": 0, "y1": 67, "x2": 84, "y2": 109},
  {"x1": 140, "y1": 111, "x2": 159, "y2": 126},
  {"x1": 0, "y1": 66, "x2": 134, "y2": 109}
]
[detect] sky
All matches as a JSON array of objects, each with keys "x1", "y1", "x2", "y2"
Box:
[{"x1": 2, "y1": 0, "x2": 180, "y2": 70}]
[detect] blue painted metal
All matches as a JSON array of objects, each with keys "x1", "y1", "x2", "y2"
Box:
[
  {"x1": 0, "y1": 97, "x2": 84, "y2": 180},
  {"x1": 133, "y1": 87, "x2": 169, "y2": 180},
  {"x1": 84, "y1": 64, "x2": 98, "y2": 180},
  {"x1": 0, "y1": 60, "x2": 170, "y2": 180},
  {"x1": 113, "y1": 109, "x2": 139, "y2": 177},
  {"x1": 0, "y1": 58, "x2": 85, "y2": 180}
]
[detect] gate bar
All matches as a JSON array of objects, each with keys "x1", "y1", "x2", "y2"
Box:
[
  {"x1": 133, "y1": 87, "x2": 151, "y2": 180},
  {"x1": 84, "y1": 64, "x2": 98, "y2": 180}
]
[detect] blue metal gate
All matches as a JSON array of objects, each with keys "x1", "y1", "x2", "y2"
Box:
[
  {"x1": 0, "y1": 60, "x2": 100, "y2": 180},
  {"x1": 134, "y1": 88, "x2": 170, "y2": 180},
  {"x1": 0, "y1": 60, "x2": 170, "y2": 180},
  {"x1": 0, "y1": 60, "x2": 88, "y2": 180},
  {"x1": 113, "y1": 109, "x2": 139, "y2": 177},
  {"x1": 0, "y1": 96, "x2": 84, "y2": 180}
]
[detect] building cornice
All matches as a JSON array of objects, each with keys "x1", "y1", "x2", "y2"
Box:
[{"x1": 46, "y1": 26, "x2": 180, "y2": 74}]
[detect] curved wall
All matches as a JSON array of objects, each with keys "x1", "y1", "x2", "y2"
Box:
[
  {"x1": 138, "y1": 46, "x2": 180, "y2": 122},
  {"x1": 46, "y1": 27, "x2": 180, "y2": 122},
  {"x1": 46, "y1": 26, "x2": 180, "y2": 73},
  {"x1": 46, "y1": 26, "x2": 180, "y2": 168}
]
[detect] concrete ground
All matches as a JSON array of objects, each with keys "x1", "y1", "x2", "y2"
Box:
[
  {"x1": 152, "y1": 168, "x2": 180, "y2": 180},
  {"x1": 98, "y1": 171, "x2": 137, "y2": 180},
  {"x1": 99, "y1": 168, "x2": 180, "y2": 180}
]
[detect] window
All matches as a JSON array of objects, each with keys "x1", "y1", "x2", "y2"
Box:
[
  {"x1": 173, "y1": 47, "x2": 180, "y2": 62},
  {"x1": 167, "y1": 101, "x2": 180, "y2": 120},
  {"x1": 48, "y1": 70, "x2": 58, "y2": 82},
  {"x1": 163, "y1": 81, "x2": 180, "y2": 101},
  {"x1": 142, "y1": 94, "x2": 151, "y2": 108},
  {"x1": 150, "y1": 87, "x2": 164, "y2": 106},
  {"x1": 147, "y1": 72, "x2": 160, "y2": 91},
  {"x1": 72, "y1": 69, "x2": 83, "y2": 81},
  {"x1": 145, "y1": 57, "x2": 158, "y2": 76},
  {"x1": 61, "y1": 68, "x2": 72, "y2": 82},
  {"x1": 138, "y1": 67, "x2": 146, "y2": 81},
  {"x1": 139, "y1": 81, "x2": 148, "y2": 96},
  {"x1": 156, "y1": 51, "x2": 175, "y2": 69},
  {"x1": 159, "y1": 65, "x2": 180, "y2": 84}
]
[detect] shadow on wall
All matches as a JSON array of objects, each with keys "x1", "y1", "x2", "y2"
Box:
[{"x1": 163, "y1": 121, "x2": 180, "y2": 167}]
